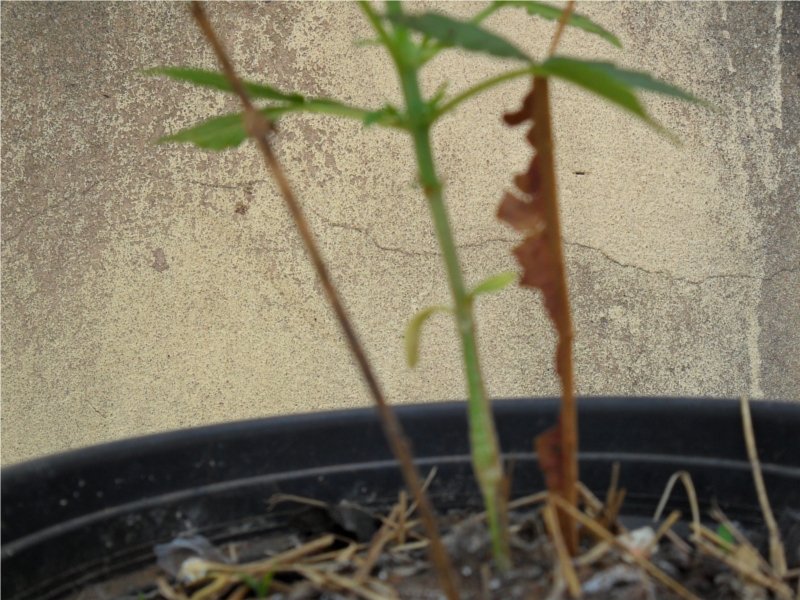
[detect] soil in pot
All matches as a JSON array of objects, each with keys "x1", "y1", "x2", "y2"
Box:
[{"x1": 135, "y1": 482, "x2": 800, "y2": 600}]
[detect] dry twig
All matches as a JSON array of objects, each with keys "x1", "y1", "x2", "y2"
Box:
[
  {"x1": 654, "y1": 470, "x2": 701, "y2": 542},
  {"x1": 542, "y1": 501, "x2": 582, "y2": 598},
  {"x1": 741, "y1": 394, "x2": 788, "y2": 577},
  {"x1": 549, "y1": 494, "x2": 701, "y2": 600},
  {"x1": 187, "y1": 4, "x2": 459, "y2": 598}
]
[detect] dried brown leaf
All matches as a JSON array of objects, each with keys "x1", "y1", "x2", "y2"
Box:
[
  {"x1": 503, "y1": 89, "x2": 535, "y2": 125},
  {"x1": 535, "y1": 426, "x2": 564, "y2": 496}
]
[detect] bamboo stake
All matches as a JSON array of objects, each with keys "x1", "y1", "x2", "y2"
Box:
[{"x1": 187, "y1": 5, "x2": 459, "y2": 599}]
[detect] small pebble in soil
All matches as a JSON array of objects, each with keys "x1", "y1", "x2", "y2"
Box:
[{"x1": 460, "y1": 566, "x2": 472, "y2": 577}]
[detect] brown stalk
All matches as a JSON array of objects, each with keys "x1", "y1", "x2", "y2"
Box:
[
  {"x1": 529, "y1": 75, "x2": 579, "y2": 553},
  {"x1": 187, "y1": 4, "x2": 459, "y2": 599},
  {"x1": 542, "y1": 501, "x2": 582, "y2": 598},
  {"x1": 549, "y1": 0, "x2": 576, "y2": 56},
  {"x1": 546, "y1": 0, "x2": 578, "y2": 556}
]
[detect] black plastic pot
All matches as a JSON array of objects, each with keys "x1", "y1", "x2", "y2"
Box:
[{"x1": 3, "y1": 397, "x2": 799, "y2": 600}]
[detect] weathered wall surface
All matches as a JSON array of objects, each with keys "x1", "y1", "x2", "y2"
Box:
[{"x1": 2, "y1": 2, "x2": 797, "y2": 465}]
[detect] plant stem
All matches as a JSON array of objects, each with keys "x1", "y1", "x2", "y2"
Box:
[
  {"x1": 529, "y1": 77, "x2": 578, "y2": 554},
  {"x1": 435, "y1": 67, "x2": 535, "y2": 120},
  {"x1": 188, "y1": 4, "x2": 460, "y2": 599},
  {"x1": 544, "y1": 0, "x2": 579, "y2": 555},
  {"x1": 262, "y1": 100, "x2": 405, "y2": 129},
  {"x1": 397, "y1": 57, "x2": 511, "y2": 572}
]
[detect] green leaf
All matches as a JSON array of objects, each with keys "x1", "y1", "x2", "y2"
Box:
[
  {"x1": 238, "y1": 572, "x2": 273, "y2": 598},
  {"x1": 158, "y1": 96, "x2": 405, "y2": 150},
  {"x1": 469, "y1": 272, "x2": 518, "y2": 299},
  {"x1": 144, "y1": 67, "x2": 305, "y2": 103},
  {"x1": 239, "y1": 574, "x2": 260, "y2": 594},
  {"x1": 158, "y1": 112, "x2": 250, "y2": 150},
  {"x1": 387, "y1": 13, "x2": 530, "y2": 61},
  {"x1": 537, "y1": 58, "x2": 705, "y2": 123},
  {"x1": 717, "y1": 524, "x2": 735, "y2": 551},
  {"x1": 537, "y1": 58, "x2": 644, "y2": 118},
  {"x1": 257, "y1": 572, "x2": 274, "y2": 598},
  {"x1": 576, "y1": 62, "x2": 703, "y2": 103},
  {"x1": 405, "y1": 305, "x2": 451, "y2": 368},
  {"x1": 491, "y1": 1, "x2": 622, "y2": 48}
]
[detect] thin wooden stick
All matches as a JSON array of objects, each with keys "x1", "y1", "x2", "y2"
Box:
[
  {"x1": 654, "y1": 470, "x2": 701, "y2": 543},
  {"x1": 605, "y1": 461, "x2": 620, "y2": 511},
  {"x1": 645, "y1": 510, "x2": 681, "y2": 556},
  {"x1": 549, "y1": 494, "x2": 701, "y2": 600},
  {"x1": 741, "y1": 394, "x2": 787, "y2": 577},
  {"x1": 694, "y1": 537, "x2": 794, "y2": 599},
  {"x1": 542, "y1": 501, "x2": 582, "y2": 598},
  {"x1": 188, "y1": 5, "x2": 459, "y2": 599},
  {"x1": 710, "y1": 505, "x2": 776, "y2": 576},
  {"x1": 548, "y1": 0, "x2": 576, "y2": 56},
  {"x1": 355, "y1": 504, "x2": 401, "y2": 583}
]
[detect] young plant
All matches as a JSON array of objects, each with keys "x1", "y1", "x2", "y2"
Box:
[{"x1": 150, "y1": 0, "x2": 705, "y2": 576}]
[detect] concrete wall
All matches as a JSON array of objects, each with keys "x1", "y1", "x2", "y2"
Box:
[{"x1": 2, "y1": 2, "x2": 797, "y2": 465}]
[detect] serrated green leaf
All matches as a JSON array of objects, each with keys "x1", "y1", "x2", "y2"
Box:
[
  {"x1": 469, "y1": 272, "x2": 518, "y2": 299},
  {"x1": 387, "y1": 13, "x2": 530, "y2": 62},
  {"x1": 537, "y1": 58, "x2": 704, "y2": 123},
  {"x1": 144, "y1": 67, "x2": 305, "y2": 103},
  {"x1": 405, "y1": 305, "x2": 451, "y2": 368},
  {"x1": 537, "y1": 58, "x2": 646, "y2": 119},
  {"x1": 491, "y1": 1, "x2": 621, "y2": 48},
  {"x1": 573, "y1": 61, "x2": 703, "y2": 103}
]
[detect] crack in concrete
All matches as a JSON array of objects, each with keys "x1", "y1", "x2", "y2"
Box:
[
  {"x1": 307, "y1": 213, "x2": 799, "y2": 283},
  {"x1": 20, "y1": 175, "x2": 792, "y2": 286},
  {"x1": 564, "y1": 240, "x2": 799, "y2": 285},
  {"x1": 306, "y1": 206, "x2": 516, "y2": 257},
  {"x1": 83, "y1": 399, "x2": 107, "y2": 419},
  {"x1": 172, "y1": 178, "x2": 271, "y2": 192}
]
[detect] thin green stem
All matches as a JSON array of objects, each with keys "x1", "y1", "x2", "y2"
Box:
[
  {"x1": 471, "y1": 3, "x2": 500, "y2": 24},
  {"x1": 397, "y1": 51, "x2": 511, "y2": 573},
  {"x1": 262, "y1": 101, "x2": 405, "y2": 129},
  {"x1": 434, "y1": 67, "x2": 536, "y2": 120},
  {"x1": 358, "y1": 1, "x2": 401, "y2": 64},
  {"x1": 358, "y1": 0, "x2": 510, "y2": 570}
]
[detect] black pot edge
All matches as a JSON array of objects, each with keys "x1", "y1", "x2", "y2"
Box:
[
  {"x1": 4, "y1": 396, "x2": 798, "y2": 479},
  {"x1": 2, "y1": 397, "x2": 799, "y2": 600}
]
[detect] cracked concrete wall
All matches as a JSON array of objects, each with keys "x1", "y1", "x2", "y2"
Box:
[{"x1": 2, "y1": 2, "x2": 798, "y2": 465}]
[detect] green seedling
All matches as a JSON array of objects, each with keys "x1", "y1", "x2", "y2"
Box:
[
  {"x1": 239, "y1": 572, "x2": 274, "y2": 599},
  {"x1": 149, "y1": 0, "x2": 704, "y2": 577}
]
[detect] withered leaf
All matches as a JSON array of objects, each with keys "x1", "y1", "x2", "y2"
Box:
[
  {"x1": 503, "y1": 88, "x2": 535, "y2": 126},
  {"x1": 513, "y1": 235, "x2": 561, "y2": 326},
  {"x1": 499, "y1": 78, "x2": 578, "y2": 553},
  {"x1": 535, "y1": 426, "x2": 564, "y2": 495},
  {"x1": 497, "y1": 192, "x2": 542, "y2": 233}
]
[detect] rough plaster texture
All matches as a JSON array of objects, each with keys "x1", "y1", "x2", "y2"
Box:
[{"x1": 2, "y1": 2, "x2": 798, "y2": 465}]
